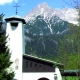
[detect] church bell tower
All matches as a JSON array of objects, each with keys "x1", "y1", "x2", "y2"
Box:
[{"x1": 5, "y1": 15, "x2": 26, "y2": 80}]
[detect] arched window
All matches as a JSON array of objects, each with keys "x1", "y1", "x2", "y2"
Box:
[{"x1": 38, "y1": 77, "x2": 49, "y2": 80}]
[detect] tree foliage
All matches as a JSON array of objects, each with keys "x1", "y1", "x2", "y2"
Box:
[
  {"x1": 55, "y1": 0, "x2": 80, "y2": 70},
  {"x1": 0, "y1": 14, "x2": 14, "y2": 80}
]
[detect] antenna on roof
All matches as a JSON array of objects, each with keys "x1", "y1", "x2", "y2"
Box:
[{"x1": 13, "y1": 3, "x2": 20, "y2": 15}]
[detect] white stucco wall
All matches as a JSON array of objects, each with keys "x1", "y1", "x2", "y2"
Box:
[
  {"x1": 55, "y1": 67, "x2": 62, "y2": 80},
  {"x1": 6, "y1": 21, "x2": 25, "y2": 80},
  {"x1": 22, "y1": 67, "x2": 62, "y2": 80},
  {"x1": 23, "y1": 72, "x2": 55, "y2": 80}
]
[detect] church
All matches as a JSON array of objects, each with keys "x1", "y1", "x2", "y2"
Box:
[{"x1": 5, "y1": 8, "x2": 63, "y2": 80}]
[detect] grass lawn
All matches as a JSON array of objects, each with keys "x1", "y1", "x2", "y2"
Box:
[{"x1": 62, "y1": 76, "x2": 78, "y2": 80}]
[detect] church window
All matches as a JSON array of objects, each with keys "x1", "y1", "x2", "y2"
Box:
[
  {"x1": 39, "y1": 64, "x2": 41, "y2": 68},
  {"x1": 35, "y1": 63, "x2": 37, "y2": 68},
  {"x1": 26, "y1": 61, "x2": 28, "y2": 68},
  {"x1": 10, "y1": 22, "x2": 18, "y2": 31},
  {"x1": 30, "y1": 62, "x2": 32, "y2": 68}
]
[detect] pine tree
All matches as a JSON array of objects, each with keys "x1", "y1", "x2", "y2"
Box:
[{"x1": 0, "y1": 14, "x2": 14, "y2": 80}]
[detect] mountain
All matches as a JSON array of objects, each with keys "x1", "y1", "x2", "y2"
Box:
[
  {"x1": 24, "y1": 2, "x2": 78, "y2": 24},
  {"x1": 24, "y1": 2, "x2": 76, "y2": 36},
  {"x1": 25, "y1": 15, "x2": 69, "y2": 35},
  {"x1": 24, "y1": 2, "x2": 78, "y2": 59},
  {"x1": 24, "y1": 14, "x2": 69, "y2": 58},
  {"x1": 24, "y1": 2, "x2": 77, "y2": 59}
]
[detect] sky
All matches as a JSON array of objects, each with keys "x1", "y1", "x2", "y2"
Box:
[{"x1": 0, "y1": 0, "x2": 73, "y2": 18}]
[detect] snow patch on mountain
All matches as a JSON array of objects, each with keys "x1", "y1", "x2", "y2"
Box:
[
  {"x1": 24, "y1": 2, "x2": 78, "y2": 24},
  {"x1": 58, "y1": 8, "x2": 78, "y2": 24},
  {"x1": 24, "y1": 2, "x2": 55, "y2": 22}
]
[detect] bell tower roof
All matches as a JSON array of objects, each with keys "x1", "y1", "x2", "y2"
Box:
[{"x1": 5, "y1": 15, "x2": 26, "y2": 24}]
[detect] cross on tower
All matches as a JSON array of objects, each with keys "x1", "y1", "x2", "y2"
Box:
[{"x1": 14, "y1": 3, "x2": 20, "y2": 15}]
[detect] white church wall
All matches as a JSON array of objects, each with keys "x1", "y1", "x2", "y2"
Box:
[
  {"x1": 23, "y1": 72, "x2": 55, "y2": 80},
  {"x1": 55, "y1": 67, "x2": 62, "y2": 80},
  {"x1": 22, "y1": 67, "x2": 62, "y2": 80},
  {"x1": 6, "y1": 21, "x2": 25, "y2": 80}
]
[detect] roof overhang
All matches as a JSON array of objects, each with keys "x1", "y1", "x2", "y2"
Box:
[
  {"x1": 5, "y1": 15, "x2": 26, "y2": 24},
  {"x1": 23, "y1": 54, "x2": 64, "y2": 67}
]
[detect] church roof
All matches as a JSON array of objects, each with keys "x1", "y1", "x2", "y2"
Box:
[
  {"x1": 5, "y1": 15, "x2": 26, "y2": 24},
  {"x1": 23, "y1": 54, "x2": 64, "y2": 67}
]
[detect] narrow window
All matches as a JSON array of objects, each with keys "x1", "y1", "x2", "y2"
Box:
[
  {"x1": 35, "y1": 63, "x2": 37, "y2": 68},
  {"x1": 26, "y1": 61, "x2": 28, "y2": 68},
  {"x1": 39, "y1": 64, "x2": 41, "y2": 68},
  {"x1": 30, "y1": 62, "x2": 32, "y2": 68}
]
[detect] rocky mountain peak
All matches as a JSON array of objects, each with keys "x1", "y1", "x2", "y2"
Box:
[
  {"x1": 37, "y1": 2, "x2": 49, "y2": 8},
  {"x1": 24, "y1": 2, "x2": 78, "y2": 24},
  {"x1": 24, "y1": 2, "x2": 55, "y2": 22}
]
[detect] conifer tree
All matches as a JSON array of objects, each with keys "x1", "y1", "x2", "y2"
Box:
[{"x1": 0, "y1": 14, "x2": 14, "y2": 80}]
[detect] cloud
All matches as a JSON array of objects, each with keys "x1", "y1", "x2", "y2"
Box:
[
  {"x1": 0, "y1": 0, "x2": 18, "y2": 5},
  {"x1": 0, "y1": 0, "x2": 13, "y2": 5}
]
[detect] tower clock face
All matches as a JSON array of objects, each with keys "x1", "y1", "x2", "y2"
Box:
[{"x1": 10, "y1": 23, "x2": 18, "y2": 31}]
